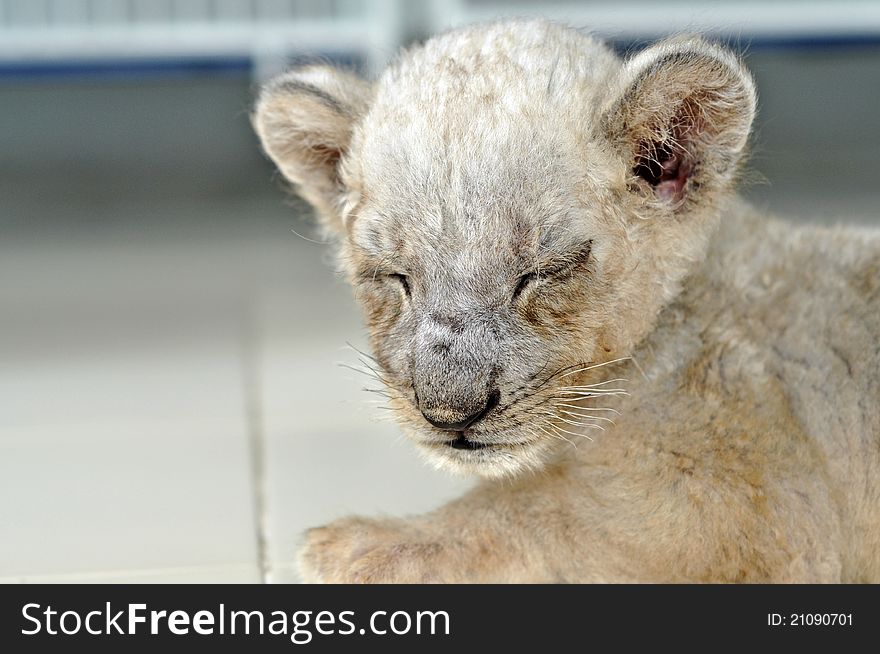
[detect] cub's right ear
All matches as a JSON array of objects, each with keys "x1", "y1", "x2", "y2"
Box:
[{"x1": 252, "y1": 66, "x2": 373, "y2": 234}]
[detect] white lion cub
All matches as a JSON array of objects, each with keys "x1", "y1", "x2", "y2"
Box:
[{"x1": 254, "y1": 19, "x2": 880, "y2": 582}]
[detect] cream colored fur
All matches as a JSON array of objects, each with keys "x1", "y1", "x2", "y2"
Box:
[{"x1": 253, "y1": 20, "x2": 880, "y2": 582}]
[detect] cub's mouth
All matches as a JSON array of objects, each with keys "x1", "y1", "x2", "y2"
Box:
[
  {"x1": 445, "y1": 433, "x2": 490, "y2": 450},
  {"x1": 427, "y1": 438, "x2": 534, "y2": 458},
  {"x1": 416, "y1": 432, "x2": 547, "y2": 478}
]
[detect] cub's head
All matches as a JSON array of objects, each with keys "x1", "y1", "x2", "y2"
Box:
[{"x1": 253, "y1": 20, "x2": 755, "y2": 477}]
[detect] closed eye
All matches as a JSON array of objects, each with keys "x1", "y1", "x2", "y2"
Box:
[
  {"x1": 512, "y1": 271, "x2": 537, "y2": 301},
  {"x1": 512, "y1": 239, "x2": 593, "y2": 302},
  {"x1": 389, "y1": 273, "x2": 411, "y2": 298}
]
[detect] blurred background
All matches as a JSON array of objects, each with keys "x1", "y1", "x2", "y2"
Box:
[{"x1": 1, "y1": 0, "x2": 878, "y2": 583}]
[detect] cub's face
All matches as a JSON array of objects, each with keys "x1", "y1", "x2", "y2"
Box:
[
  {"x1": 254, "y1": 21, "x2": 755, "y2": 477},
  {"x1": 345, "y1": 118, "x2": 630, "y2": 476}
]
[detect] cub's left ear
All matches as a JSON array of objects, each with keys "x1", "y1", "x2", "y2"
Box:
[{"x1": 602, "y1": 37, "x2": 756, "y2": 207}]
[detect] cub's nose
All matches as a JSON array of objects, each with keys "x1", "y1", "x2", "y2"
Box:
[{"x1": 419, "y1": 389, "x2": 501, "y2": 431}]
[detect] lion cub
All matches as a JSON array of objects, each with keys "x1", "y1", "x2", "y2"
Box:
[{"x1": 254, "y1": 19, "x2": 880, "y2": 582}]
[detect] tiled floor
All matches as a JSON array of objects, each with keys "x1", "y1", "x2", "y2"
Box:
[{"x1": 0, "y1": 190, "x2": 470, "y2": 584}]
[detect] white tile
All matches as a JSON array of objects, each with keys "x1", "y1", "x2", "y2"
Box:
[
  {"x1": 0, "y1": 416, "x2": 259, "y2": 578},
  {"x1": 0, "y1": 237, "x2": 262, "y2": 579},
  {"x1": 0, "y1": 344, "x2": 246, "y2": 435}
]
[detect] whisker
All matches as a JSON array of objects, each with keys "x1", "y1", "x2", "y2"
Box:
[
  {"x1": 564, "y1": 377, "x2": 629, "y2": 388},
  {"x1": 337, "y1": 362, "x2": 395, "y2": 388},
  {"x1": 546, "y1": 421, "x2": 597, "y2": 440},
  {"x1": 630, "y1": 355, "x2": 651, "y2": 382},
  {"x1": 555, "y1": 403, "x2": 621, "y2": 415},
  {"x1": 362, "y1": 387, "x2": 391, "y2": 397},
  {"x1": 556, "y1": 408, "x2": 616, "y2": 424},
  {"x1": 552, "y1": 417, "x2": 604, "y2": 432},
  {"x1": 337, "y1": 361, "x2": 381, "y2": 378},
  {"x1": 554, "y1": 395, "x2": 627, "y2": 403},
  {"x1": 553, "y1": 390, "x2": 630, "y2": 398},
  {"x1": 540, "y1": 411, "x2": 609, "y2": 430},
  {"x1": 536, "y1": 422, "x2": 577, "y2": 448},
  {"x1": 355, "y1": 354, "x2": 386, "y2": 376},
  {"x1": 559, "y1": 357, "x2": 632, "y2": 378},
  {"x1": 344, "y1": 341, "x2": 380, "y2": 365},
  {"x1": 526, "y1": 359, "x2": 604, "y2": 395}
]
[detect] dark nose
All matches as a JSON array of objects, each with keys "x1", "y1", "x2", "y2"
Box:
[{"x1": 420, "y1": 389, "x2": 501, "y2": 431}]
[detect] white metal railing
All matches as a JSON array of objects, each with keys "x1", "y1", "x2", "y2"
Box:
[
  {"x1": 427, "y1": 1, "x2": 880, "y2": 42},
  {"x1": 0, "y1": 0, "x2": 404, "y2": 78},
  {"x1": 3, "y1": 1, "x2": 878, "y2": 81}
]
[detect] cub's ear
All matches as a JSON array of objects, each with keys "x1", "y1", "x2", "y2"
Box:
[
  {"x1": 602, "y1": 37, "x2": 756, "y2": 208},
  {"x1": 252, "y1": 66, "x2": 373, "y2": 234}
]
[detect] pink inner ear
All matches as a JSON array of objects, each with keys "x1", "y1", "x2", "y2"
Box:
[
  {"x1": 654, "y1": 150, "x2": 690, "y2": 202},
  {"x1": 633, "y1": 139, "x2": 693, "y2": 205}
]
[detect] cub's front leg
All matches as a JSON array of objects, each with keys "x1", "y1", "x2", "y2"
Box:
[
  {"x1": 297, "y1": 478, "x2": 571, "y2": 583},
  {"x1": 298, "y1": 516, "x2": 466, "y2": 584}
]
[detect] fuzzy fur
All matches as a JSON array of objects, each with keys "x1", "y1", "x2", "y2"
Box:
[{"x1": 253, "y1": 19, "x2": 880, "y2": 582}]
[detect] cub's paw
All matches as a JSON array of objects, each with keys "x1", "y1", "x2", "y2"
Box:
[{"x1": 297, "y1": 516, "x2": 449, "y2": 583}]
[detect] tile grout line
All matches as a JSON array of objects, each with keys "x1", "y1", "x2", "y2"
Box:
[
  {"x1": 241, "y1": 299, "x2": 273, "y2": 584},
  {"x1": 0, "y1": 563, "x2": 257, "y2": 584}
]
